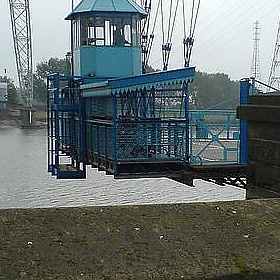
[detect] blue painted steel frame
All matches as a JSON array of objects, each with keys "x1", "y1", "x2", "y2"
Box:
[
  {"x1": 112, "y1": 92, "x2": 118, "y2": 166},
  {"x1": 47, "y1": 67, "x2": 250, "y2": 180},
  {"x1": 78, "y1": 67, "x2": 196, "y2": 177},
  {"x1": 47, "y1": 67, "x2": 197, "y2": 178},
  {"x1": 47, "y1": 76, "x2": 52, "y2": 173},
  {"x1": 53, "y1": 73, "x2": 60, "y2": 174},
  {"x1": 184, "y1": 82, "x2": 190, "y2": 161},
  {"x1": 47, "y1": 73, "x2": 86, "y2": 179},
  {"x1": 189, "y1": 110, "x2": 239, "y2": 164},
  {"x1": 239, "y1": 78, "x2": 250, "y2": 165},
  {"x1": 109, "y1": 67, "x2": 195, "y2": 90}
]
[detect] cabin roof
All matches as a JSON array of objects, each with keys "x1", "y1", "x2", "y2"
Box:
[{"x1": 66, "y1": 0, "x2": 147, "y2": 20}]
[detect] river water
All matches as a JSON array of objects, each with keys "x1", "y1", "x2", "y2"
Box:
[{"x1": 0, "y1": 127, "x2": 245, "y2": 209}]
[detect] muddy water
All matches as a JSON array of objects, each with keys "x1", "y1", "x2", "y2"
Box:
[{"x1": 0, "y1": 127, "x2": 245, "y2": 209}]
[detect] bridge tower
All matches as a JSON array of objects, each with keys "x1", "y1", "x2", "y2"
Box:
[
  {"x1": 9, "y1": 0, "x2": 34, "y2": 124},
  {"x1": 251, "y1": 21, "x2": 261, "y2": 81},
  {"x1": 268, "y1": 18, "x2": 280, "y2": 89}
]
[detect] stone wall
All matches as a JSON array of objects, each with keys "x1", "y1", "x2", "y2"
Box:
[{"x1": 237, "y1": 94, "x2": 280, "y2": 194}]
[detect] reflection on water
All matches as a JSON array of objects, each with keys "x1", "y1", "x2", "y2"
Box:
[{"x1": 0, "y1": 127, "x2": 245, "y2": 209}]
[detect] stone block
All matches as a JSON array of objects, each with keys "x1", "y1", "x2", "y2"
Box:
[
  {"x1": 249, "y1": 122, "x2": 280, "y2": 141},
  {"x1": 239, "y1": 105, "x2": 280, "y2": 123},
  {"x1": 249, "y1": 139, "x2": 278, "y2": 165},
  {"x1": 252, "y1": 162, "x2": 280, "y2": 193},
  {"x1": 238, "y1": 93, "x2": 280, "y2": 195},
  {"x1": 249, "y1": 94, "x2": 280, "y2": 106}
]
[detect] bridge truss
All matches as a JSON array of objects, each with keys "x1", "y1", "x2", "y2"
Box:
[{"x1": 9, "y1": 0, "x2": 33, "y2": 109}]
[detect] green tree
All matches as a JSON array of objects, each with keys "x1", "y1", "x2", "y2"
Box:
[
  {"x1": 33, "y1": 74, "x2": 46, "y2": 105},
  {"x1": 189, "y1": 72, "x2": 239, "y2": 110},
  {"x1": 33, "y1": 57, "x2": 71, "y2": 105},
  {"x1": 36, "y1": 58, "x2": 71, "y2": 80}
]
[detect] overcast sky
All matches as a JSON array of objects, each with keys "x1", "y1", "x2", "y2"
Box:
[{"x1": 0, "y1": 0, "x2": 279, "y2": 84}]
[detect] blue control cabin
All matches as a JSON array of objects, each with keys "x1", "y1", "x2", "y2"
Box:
[
  {"x1": 47, "y1": 0, "x2": 195, "y2": 179},
  {"x1": 67, "y1": 0, "x2": 146, "y2": 78}
]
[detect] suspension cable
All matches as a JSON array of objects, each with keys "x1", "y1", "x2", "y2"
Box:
[
  {"x1": 141, "y1": 0, "x2": 160, "y2": 73},
  {"x1": 162, "y1": 0, "x2": 180, "y2": 71},
  {"x1": 141, "y1": 0, "x2": 152, "y2": 72},
  {"x1": 182, "y1": 0, "x2": 187, "y2": 38},
  {"x1": 189, "y1": 0, "x2": 197, "y2": 36},
  {"x1": 169, "y1": 0, "x2": 180, "y2": 41},
  {"x1": 191, "y1": 0, "x2": 201, "y2": 38},
  {"x1": 141, "y1": 0, "x2": 201, "y2": 72},
  {"x1": 160, "y1": 0, "x2": 165, "y2": 45},
  {"x1": 145, "y1": 1, "x2": 161, "y2": 67},
  {"x1": 141, "y1": 0, "x2": 152, "y2": 35},
  {"x1": 184, "y1": 0, "x2": 201, "y2": 67},
  {"x1": 167, "y1": 0, "x2": 173, "y2": 42}
]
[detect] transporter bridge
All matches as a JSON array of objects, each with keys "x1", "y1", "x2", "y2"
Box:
[{"x1": 47, "y1": 0, "x2": 247, "y2": 187}]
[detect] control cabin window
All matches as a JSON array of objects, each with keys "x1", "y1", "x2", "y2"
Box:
[
  {"x1": 113, "y1": 18, "x2": 132, "y2": 46},
  {"x1": 78, "y1": 15, "x2": 140, "y2": 47}
]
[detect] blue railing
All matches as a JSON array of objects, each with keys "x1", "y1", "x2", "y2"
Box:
[
  {"x1": 47, "y1": 69, "x2": 254, "y2": 179},
  {"x1": 189, "y1": 110, "x2": 239, "y2": 165}
]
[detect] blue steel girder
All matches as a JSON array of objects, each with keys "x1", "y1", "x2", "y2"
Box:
[{"x1": 108, "y1": 67, "x2": 195, "y2": 91}]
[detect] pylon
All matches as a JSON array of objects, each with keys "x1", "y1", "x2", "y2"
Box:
[
  {"x1": 251, "y1": 21, "x2": 261, "y2": 81},
  {"x1": 268, "y1": 18, "x2": 280, "y2": 89},
  {"x1": 9, "y1": 0, "x2": 33, "y2": 109}
]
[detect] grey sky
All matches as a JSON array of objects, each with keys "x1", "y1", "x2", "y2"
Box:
[{"x1": 0, "y1": 0, "x2": 279, "y2": 83}]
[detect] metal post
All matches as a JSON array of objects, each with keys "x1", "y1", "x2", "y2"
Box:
[
  {"x1": 239, "y1": 78, "x2": 250, "y2": 165},
  {"x1": 112, "y1": 92, "x2": 118, "y2": 166},
  {"x1": 251, "y1": 77, "x2": 257, "y2": 96},
  {"x1": 70, "y1": 0, "x2": 74, "y2": 76},
  {"x1": 54, "y1": 73, "x2": 60, "y2": 174},
  {"x1": 47, "y1": 76, "x2": 53, "y2": 172},
  {"x1": 184, "y1": 82, "x2": 190, "y2": 161},
  {"x1": 78, "y1": 86, "x2": 86, "y2": 176},
  {"x1": 47, "y1": 76, "x2": 51, "y2": 172}
]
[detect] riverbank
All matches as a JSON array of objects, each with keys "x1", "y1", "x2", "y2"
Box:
[
  {"x1": 1, "y1": 199, "x2": 279, "y2": 279},
  {"x1": 0, "y1": 109, "x2": 20, "y2": 128},
  {"x1": 0, "y1": 108, "x2": 46, "y2": 129}
]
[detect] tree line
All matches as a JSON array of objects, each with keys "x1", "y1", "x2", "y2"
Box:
[
  {"x1": 3, "y1": 58, "x2": 70, "y2": 108},
  {"x1": 4, "y1": 58, "x2": 240, "y2": 110},
  {"x1": 189, "y1": 72, "x2": 239, "y2": 110}
]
